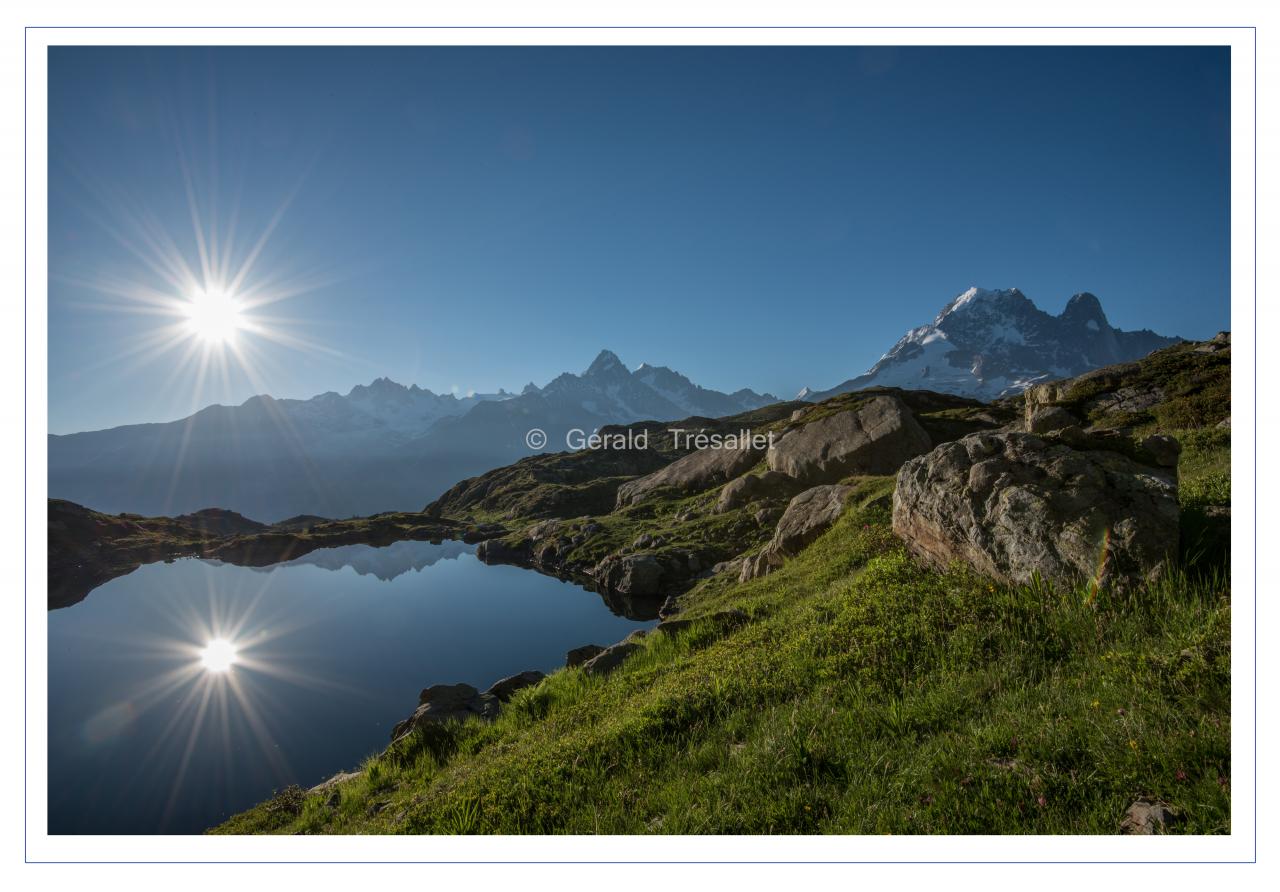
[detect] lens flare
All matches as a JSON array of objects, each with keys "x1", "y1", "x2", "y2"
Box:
[
  {"x1": 1087, "y1": 527, "x2": 1113, "y2": 604},
  {"x1": 184, "y1": 289, "x2": 244, "y2": 345},
  {"x1": 198, "y1": 637, "x2": 239, "y2": 673}
]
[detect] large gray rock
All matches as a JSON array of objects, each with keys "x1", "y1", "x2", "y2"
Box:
[
  {"x1": 389, "y1": 671, "x2": 545, "y2": 741},
  {"x1": 740, "y1": 484, "x2": 853, "y2": 580},
  {"x1": 566, "y1": 644, "x2": 606, "y2": 667},
  {"x1": 892, "y1": 432, "x2": 1179, "y2": 592},
  {"x1": 616, "y1": 442, "x2": 764, "y2": 507},
  {"x1": 581, "y1": 641, "x2": 643, "y2": 676},
  {"x1": 390, "y1": 683, "x2": 489, "y2": 740},
  {"x1": 1026, "y1": 406, "x2": 1077, "y2": 434},
  {"x1": 593, "y1": 552, "x2": 665, "y2": 596},
  {"x1": 715, "y1": 470, "x2": 801, "y2": 513},
  {"x1": 484, "y1": 670, "x2": 545, "y2": 702},
  {"x1": 766, "y1": 395, "x2": 931, "y2": 486},
  {"x1": 416, "y1": 683, "x2": 481, "y2": 717}
]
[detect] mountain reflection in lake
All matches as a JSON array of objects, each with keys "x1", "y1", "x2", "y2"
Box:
[{"x1": 47, "y1": 540, "x2": 652, "y2": 834}]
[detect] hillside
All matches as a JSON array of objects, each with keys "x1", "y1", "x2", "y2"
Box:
[{"x1": 212, "y1": 335, "x2": 1230, "y2": 835}]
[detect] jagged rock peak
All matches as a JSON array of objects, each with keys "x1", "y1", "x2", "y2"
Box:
[{"x1": 584, "y1": 349, "x2": 627, "y2": 377}]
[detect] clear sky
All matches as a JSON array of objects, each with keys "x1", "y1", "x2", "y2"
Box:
[{"x1": 48, "y1": 45, "x2": 1230, "y2": 434}]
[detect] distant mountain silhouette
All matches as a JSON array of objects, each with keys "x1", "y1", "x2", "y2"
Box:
[
  {"x1": 48, "y1": 352, "x2": 775, "y2": 521},
  {"x1": 239, "y1": 539, "x2": 474, "y2": 581}
]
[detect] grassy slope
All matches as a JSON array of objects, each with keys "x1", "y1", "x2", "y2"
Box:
[{"x1": 215, "y1": 428, "x2": 1231, "y2": 834}]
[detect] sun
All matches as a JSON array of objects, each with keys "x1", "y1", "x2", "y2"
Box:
[
  {"x1": 184, "y1": 289, "x2": 245, "y2": 345},
  {"x1": 199, "y1": 638, "x2": 239, "y2": 673}
]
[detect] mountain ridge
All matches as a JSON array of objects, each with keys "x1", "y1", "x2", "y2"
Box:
[
  {"x1": 799, "y1": 287, "x2": 1181, "y2": 402},
  {"x1": 48, "y1": 350, "x2": 779, "y2": 520}
]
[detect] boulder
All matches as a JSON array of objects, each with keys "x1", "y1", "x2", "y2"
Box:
[
  {"x1": 892, "y1": 432, "x2": 1179, "y2": 592},
  {"x1": 474, "y1": 537, "x2": 529, "y2": 565},
  {"x1": 770, "y1": 485, "x2": 855, "y2": 559},
  {"x1": 566, "y1": 644, "x2": 606, "y2": 667},
  {"x1": 593, "y1": 552, "x2": 665, "y2": 596},
  {"x1": 766, "y1": 395, "x2": 931, "y2": 486},
  {"x1": 616, "y1": 442, "x2": 765, "y2": 507},
  {"x1": 1120, "y1": 799, "x2": 1176, "y2": 835},
  {"x1": 390, "y1": 670, "x2": 545, "y2": 741},
  {"x1": 715, "y1": 470, "x2": 801, "y2": 513},
  {"x1": 484, "y1": 670, "x2": 545, "y2": 702},
  {"x1": 391, "y1": 683, "x2": 487, "y2": 741},
  {"x1": 1026, "y1": 406, "x2": 1077, "y2": 434},
  {"x1": 740, "y1": 484, "x2": 853, "y2": 580},
  {"x1": 753, "y1": 506, "x2": 784, "y2": 526},
  {"x1": 581, "y1": 641, "x2": 643, "y2": 676},
  {"x1": 416, "y1": 683, "x2": 480, "y2": 716},
  {"x1": 1021, "y1": 365, "x2": 1139, "y2": 428}
]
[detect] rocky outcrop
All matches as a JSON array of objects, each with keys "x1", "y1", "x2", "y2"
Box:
[
  {"x1": 715, "y1": 470, "x2": 801, "y2": 513},
  {"x1": 615, "y1": 442, "x2": 764, "y2": 508},
  {"x1": 566, "y1": 644, "x2": 606, "y2": 667},
  {"x1": 581, "y1": 634, "x2": 647, "y2": 676},
  {"x1": 1193, "y1": 331, "x2": 1230, "y2": 353},
  {"x1": 892, "y1": 432, "x2": 1179, "y2": 591},
  {"x1": 766, "y1": 395, "x2": 931, "y2": 486},
  {"x1": 1026, "y1": 406, "x2": 1077, "y2": 434},
  {"x1": 593, "y1": 550, "x2": 706, "y2": 597},
  {"x1": 309, "y1": 770, "x2": 362, "y2": 794},
  {"x1": 390, "y1": 671, "x2": 546, "y2": 741},
  {"x1": 740, "y1": 484, "x2": 853, "y2": 580},
  {"x1": 486, "y1": 670, "x2": 546, "y2": 701},
  {"x1": 474, "y1": 536, "x2": 531, "y2": 565}
]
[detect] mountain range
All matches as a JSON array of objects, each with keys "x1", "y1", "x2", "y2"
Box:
[
  {"x1": 48, "y1": 351, "x2": 777, "y2": 521},
  {"x1": 48, "y1": 287, "x2": 1181, "y2": 521},
  {"x1": 798, "y1": 287, "x2": 1180, "y2": 402}
]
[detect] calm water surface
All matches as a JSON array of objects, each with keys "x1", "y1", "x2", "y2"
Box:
[{"x1": 48, "y1": 540, "x2": 651, "y2": 834}]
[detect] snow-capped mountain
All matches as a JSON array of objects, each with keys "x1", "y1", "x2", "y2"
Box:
[
  {"x1": 242, "y1": 378, "x2": 512, "y2": 454},
  {"x1": 550, "y1": 350, "x2": 776, "y2": 421},
  {"x1": 48, "y1": 351, "x2": 776, "y2": 520},
  {"x1": 418, "y1": 350, "x2": 778, "y2": 457},
  {"x1": 799, "y1": 287, "x2": 1181, "y2": 402}
]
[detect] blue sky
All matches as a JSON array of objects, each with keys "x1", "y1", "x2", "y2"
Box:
[{"x1": 48, "y1": 45, "x2": 1230, "y2": 434}]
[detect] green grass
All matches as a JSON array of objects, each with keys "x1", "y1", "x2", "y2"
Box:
[
  {"x1": 214, "y1": 497, "x2": 1230, "y2": 835},
  {"x1": 1177, "y1": 427, "x2": 1231, "y2": 509},
  {"x1": 211, "y1": 348, "x2": 1232, "y2": 836}
]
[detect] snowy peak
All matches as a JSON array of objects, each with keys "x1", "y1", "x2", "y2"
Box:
[
  {"x1": 446, "y1": 349, "x2": 780, "y2": 443},
  {"x1": 800, "y1": 287, "x2": 1181, "y2": 402}
]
